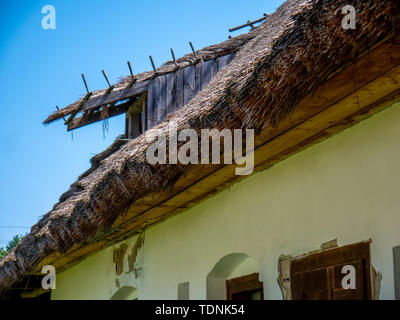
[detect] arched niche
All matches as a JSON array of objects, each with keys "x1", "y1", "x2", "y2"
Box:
[
  {"x1": 206, "y1": 253, "x2": 260, "y2": 300},
  {"x1": 110, "y1": 286, "x2": 138, "y2": 300}
]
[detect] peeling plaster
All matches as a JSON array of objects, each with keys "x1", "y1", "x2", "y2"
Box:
[
  {"x1": 128, "y1": 233, "x2": 145, "y2": 278},
  {"x1": 113, "y1": 244, "x2": 128, "y2": 276}
]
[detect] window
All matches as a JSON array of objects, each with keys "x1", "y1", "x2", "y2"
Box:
[
  {"x1": 290, "y1": 241, "x2": 373, "y2": 300},
  {"x1": 125, "y1": 94, "x2": 146, "y2": 139},
  {"x1": 226, "y1": 273, "x2": 263, "y2": 300}
]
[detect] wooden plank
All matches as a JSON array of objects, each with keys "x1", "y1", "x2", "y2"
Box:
[
  {"x1": 152, "y1": 77, "x2": 161, "y2": 125},
  {"x1": 194, "y1": 63, "x2": 202, "y2": 94},
  {"x1": 291, "y1": 242, "x2": 370, "y2": 272},
  {"x1": 83, "y1": 80, "x2": 148, "y2": 111},
  {"x1": 68, "y1": 101, "x2": 131, "y2": 131},
  {"x1": 166, "y1": 72, "x2": 176, "y2": 116},
  {"x1": 146, "y1": 79, "x2": 156, "y2": 129},
  {"x1": 154, "y1": 75, "x2": 167, "y2": 125},
  {"x1": 201, "y1": 60, "x2": 215, "y2": 89},
  {"x1": 183, "y1": 66, "x2": 195, "y2": 105},
  {"x1": 142, "y1": 95, "x2": 147, "y2": 131},
  {"x1": 211, "y1": 59, "x2": 218, "y2": 78},
  {"x1": 218, "y1": 53, "x2": 235, "y2": 71},
  {"x1": 175, "y1": 68, "x2": 185, "y2": 111}
]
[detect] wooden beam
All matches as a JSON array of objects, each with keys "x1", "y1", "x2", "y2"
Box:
[
  {"x1": 67, "y1": 99, "x2": 135, "y2": 131},
  {"x1": 83, "y1": 80, "x2": 148, "y2": 112}
]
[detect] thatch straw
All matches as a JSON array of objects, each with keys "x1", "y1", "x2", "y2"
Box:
[{"x1": 1, "y1": 0, "x2": 400, "y2": 295}]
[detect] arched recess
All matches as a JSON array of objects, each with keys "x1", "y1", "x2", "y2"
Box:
[
  {"x1": 110, "y1": 286, "x2": 138, "y2": 300},
  {"x1": 206, "y1": 253, "x2": 261, "y2": 300}
]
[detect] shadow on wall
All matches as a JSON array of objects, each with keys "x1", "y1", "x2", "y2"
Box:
[
  {"x1": 110, "y1": 286, "x2": 138, "y2": 300},
  {"x1": 206, "y1": 253, "x2": 260, "y2": 300}
]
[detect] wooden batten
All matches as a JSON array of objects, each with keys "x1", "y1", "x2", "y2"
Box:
[
  {"x1": 68, "y1": 100, "x2": 133, "y2": 131},
  {"x1": 84, "y1": 80, "x2": 149, "y2": 112}
]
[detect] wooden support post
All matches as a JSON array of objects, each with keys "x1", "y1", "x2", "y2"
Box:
[
  {"x1": 170, "y1": 48, "x2": 179, "y2": 71},
  {"x1": 149, "y1": 56, "x2": 158, "y2": 78},
  {"x1": 127, "y1": 61, "x2": 137, "y2": 87},
  {"x1": 81, "y1": 73, "x2": 90, "y2": 93},
  {"x1": 102, "y1": 70, "x2": 115, "y2": 94},
  {"x1": 189, "y1": 42, "x2": 199, "y2": 62}
]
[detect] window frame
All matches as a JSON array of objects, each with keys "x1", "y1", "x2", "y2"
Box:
[{"x1": 226, "y1": 272, "x2": 264, "y2": 300}]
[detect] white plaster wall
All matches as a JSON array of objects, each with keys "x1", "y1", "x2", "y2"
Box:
[
  {"x1": 53, "y1": 101, "x2": 400, "y2": 300},
  {"x1": 52, "y1": 235, "x2": 140, "y2": 300}
]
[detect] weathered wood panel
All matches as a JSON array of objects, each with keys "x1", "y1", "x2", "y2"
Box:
[
  {"x1": 154, "y1": 75, "x2": 167, "y2": 125},
  {"x1": 183, "y1": 66, "x2": 195, "y2": 105},
  {"x1": 165, "y1": 72, "x2": 176, "y2": 117},
  {"x1": 146, "y1": 53, "x2": 235, "y2": 127},
  {"x1": 68, "y1": 101, "x2": 132, "y2": 131},
  {"x1": 73, "y1": 54, "x2": 235, "y2": 129},
  {"x1": 175, "y1": 68, "x2": 185, "y2": 112},
  {"x1": 201, "y1": 60, "x2": 215, "y2": 90},
  {"x1": 83, "y1": 80, "x2": 148, "y2": 111},
  {"x1": 146, "y1": 78, "x2": 156, "y2": 129},
  {"x1": 211, "y1": 59, "x2": 219, "y2": 78},
  {"x1": 218, "y1": 53, "x2": 234, "y2": 71},
  {"x1": 194, "y1": 63, "x2": 202, "y2": 95}
]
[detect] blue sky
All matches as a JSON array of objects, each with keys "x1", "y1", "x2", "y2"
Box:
[{"x1": 0, "y1": 0, "x2": 284, "y2": 246}]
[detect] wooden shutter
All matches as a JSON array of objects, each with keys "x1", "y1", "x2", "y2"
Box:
[{"x1": 291, "y1": 241, "x2": 372, "y2": 300}]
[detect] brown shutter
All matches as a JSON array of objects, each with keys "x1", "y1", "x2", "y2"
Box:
[{"x1": 290, "y1": 241, "x2": 372, "y2": 300}]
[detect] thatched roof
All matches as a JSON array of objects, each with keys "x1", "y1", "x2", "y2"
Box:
[{"x1": 1, "y1": 0, "x2": 400, "y2": 296}]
